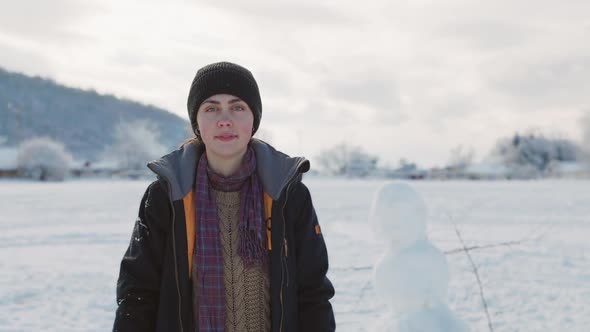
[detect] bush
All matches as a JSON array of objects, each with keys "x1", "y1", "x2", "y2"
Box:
[{"x1": 17, "y1": 137, "x2": 73, "y2": 181}]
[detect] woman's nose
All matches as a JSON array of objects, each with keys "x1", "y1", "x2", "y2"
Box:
[{"x1": 217, "y1": 111, "x2": 232, "y2": 127}]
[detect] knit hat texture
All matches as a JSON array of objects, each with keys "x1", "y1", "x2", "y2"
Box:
[{"x1": 187, "y1": 62, "x2": 262, "y2": 135}]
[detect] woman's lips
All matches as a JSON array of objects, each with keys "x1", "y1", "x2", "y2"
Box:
[{"x1": 215, "y1": 135, "x2": 237, "y2": 142}]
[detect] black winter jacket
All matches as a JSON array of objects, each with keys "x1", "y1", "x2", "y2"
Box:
[{"x1": 113, "y1": 139, "x2": 335, "y2": 332}]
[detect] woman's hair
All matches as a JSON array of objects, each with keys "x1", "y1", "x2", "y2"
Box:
[{"x1": 179, "y1": 136, "x2": 201, "y2": 148}]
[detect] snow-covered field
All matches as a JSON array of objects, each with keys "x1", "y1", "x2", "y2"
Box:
[{"x1": 1, "y1": 178, "x2": 589, "y2": 332}]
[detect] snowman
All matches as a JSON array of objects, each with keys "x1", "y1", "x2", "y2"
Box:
[{"x1": 370, "y1": 182, "x2": 469, "y2": 332}]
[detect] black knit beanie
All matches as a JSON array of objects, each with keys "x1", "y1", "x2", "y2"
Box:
[{"x1": 187, "y1": 62, "x2": 262, "y2": 135}]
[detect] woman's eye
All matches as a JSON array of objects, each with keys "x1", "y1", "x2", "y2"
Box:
[
  {"x1": 233, "y1": 105, "x2": 245, "y2": 111},
  {"x1": 206, "y1": 107, "x2": 217, "y2": 112}
]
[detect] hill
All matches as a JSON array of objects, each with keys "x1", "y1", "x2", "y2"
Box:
[{"x1": 0, "y1": 67, "x2": 190, "y2": 161}]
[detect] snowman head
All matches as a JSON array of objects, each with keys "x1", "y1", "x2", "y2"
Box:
[{"x1": 370, "y1": 182, "x2": 427, "y2": 250}]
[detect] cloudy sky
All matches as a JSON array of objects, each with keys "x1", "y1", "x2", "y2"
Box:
[{"x1": 1, "y1": 0, "x2": 588, "y2": 167}]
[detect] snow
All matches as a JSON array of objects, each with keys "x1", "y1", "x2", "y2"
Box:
[
  {"x1": 1, "y1": 178, "x2": 590, "y2": 331},
  {"x1": 381, "y1": 304, "x2": 469, "y2": 332}
]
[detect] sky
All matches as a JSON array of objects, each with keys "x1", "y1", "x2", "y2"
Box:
[{"x1": 1, "y1": 0, "x2": 589, "y2": 168}]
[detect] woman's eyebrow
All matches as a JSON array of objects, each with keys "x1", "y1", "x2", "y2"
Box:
[
  {"x1": 202, "y1": 99, "x2": 220, "y2": 105},
  {"x1": 202, "y1": 98, "x2": 244, "y2": 104}
]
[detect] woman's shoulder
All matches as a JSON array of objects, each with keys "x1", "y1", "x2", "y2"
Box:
[
  {"x1": 145, "y1": 179, "x2": 168, "y2": 196},
  {"x1": 142, "y1": 179, "x2": 172, "y2": 213},
  {"x1": 285, "y1": 180, "x2": 313, "y2": 208}
]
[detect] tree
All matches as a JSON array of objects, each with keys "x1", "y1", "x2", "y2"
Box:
[
  {"x1": 316, "y1": 143, "x2": 349, "y2": 175},
  {"x1": 346, "y1": 148, "x2": 379, "y2": 177},
  {"x1": 490, "y1": 131, "x2": 580, "y2": 175},
  {"x1": 316, "y1": 143, "x2": 378, "y2": 176},
  {"x1": 17, "y1": 137, "x2": 73, "y2": 181},
  {"x1": 448, "y1": 145, "x2": 475, "y2": 169},
  {"x1": 107, "y1": 120, "x2": 167, "y2": 171}
]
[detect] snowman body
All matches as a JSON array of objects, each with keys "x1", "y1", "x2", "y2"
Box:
[
  {"x1": 371, "y1": 182, "x2": 469, "y2": 332},
  {"x1": 375, "y1": 239, "x2": 449, "y2": 314}
]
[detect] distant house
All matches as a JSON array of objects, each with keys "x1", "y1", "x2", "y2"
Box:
[
  {"x1": 463, "y1": 162, "x2": 510, "y2": 180},
  {"x1": 344, "y1": 151, "x2": 377, "y2": 177},
  {"x1": 425, "y1": 162, "x2": 510, "y2": 180},
  {"x1": 385, "y1": 163, "x2": 427, "y2": 179},
  {"x1": 0, "y1": 147, "x2": 18, "y2": 178},
  {"x1": 345, "y1": 157, "x2": 378, "y2": 177},
  {"x1": 426, "y1": 167, "x2": 452, "y2": 180},
  {"x1": 69, "y1": 159, "x2": 154, "y2": 179},
  {"x1": 70, "y1": 159, "x2": 118, "y2": 177}
]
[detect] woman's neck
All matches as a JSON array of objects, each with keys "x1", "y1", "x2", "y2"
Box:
[{"x1": 206, "y1": 149, "x2": 247, "y2": 177}]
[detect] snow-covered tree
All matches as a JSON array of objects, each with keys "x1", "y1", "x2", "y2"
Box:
[
  {"x1": 346, "y1": 148, "x2": 378, "y2": 177},
  {"x1": 107, "y1": 120, "x2": 167, "y2": 171},
  {"x1": 316, "y1": 143, "x2": 378, "y2": 176},
  {"x1": 490, "y1": 132, "x2": 580, "y2": 175},
  {"x1": 316, "y1": 143, "x2": 349, "y2": 175},
  {"x1": 447, "y1": 145, "x2": 475, "y2": 169},
  {"x1": 17, "y1": 137, "x2": 73, "y2": 181}
]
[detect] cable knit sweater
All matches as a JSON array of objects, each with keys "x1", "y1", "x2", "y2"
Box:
[{"x1": 192, "y1": 190, "x2": 271, "y2": 332}]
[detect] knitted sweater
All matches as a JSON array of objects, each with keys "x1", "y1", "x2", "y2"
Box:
[{"x1": 192, "y1": 190, "x2": 271, "y2": 332}]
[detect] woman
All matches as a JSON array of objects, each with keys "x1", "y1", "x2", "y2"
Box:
[{"x1": 113, "y1": 62, "x2": 335, "y2": 332}]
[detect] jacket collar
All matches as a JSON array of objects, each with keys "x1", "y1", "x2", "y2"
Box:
[{"x1": 147, "y1": 138, "x2": 310, "y2": 201}]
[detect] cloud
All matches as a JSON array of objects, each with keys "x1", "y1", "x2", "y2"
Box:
[
  {"x1": 486, "y1": 55, "x2": 590, "y2": 110},
  {"x1": 0, "y1": 42, "x2": 54, "y2": 77},
  {"x1": 255, "y1": 67, "x2": 296, "y2": 99},
  {"x1": 321, "y1": 74, "x2": 401, "y2": 115},
  {"x1": 431, "y1": 19, "x2": 534, "y2": 51},
  {"x1": 263, "y1": 100, "x2": 360, "y2": 127},
  {"x1": 0, "y1": 0, "x2": 103, "y2": 44},
  {"x1": 191, "y1": 0, "x2": 358, "y2": 26}
]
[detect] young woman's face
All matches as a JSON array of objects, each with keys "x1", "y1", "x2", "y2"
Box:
[{"x1": 196, "y1": 94, "x2": 254, "y2": 162}]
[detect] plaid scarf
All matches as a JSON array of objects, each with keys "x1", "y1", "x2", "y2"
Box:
[{"x1": 194, "y1": 146, "x2": 267, "y2": 332}]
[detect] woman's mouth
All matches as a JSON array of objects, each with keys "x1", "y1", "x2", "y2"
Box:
[{"x1": 215, "y1": 134, "x2": 237, "y2": 142}]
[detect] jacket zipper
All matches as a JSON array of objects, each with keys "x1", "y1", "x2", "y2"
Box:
[
  {"x1": 279, "y1": 177, "x2": 296, "y2": 332},
  {"x1": 163, "y1": 179, "x2": 185, "y2": 332}
]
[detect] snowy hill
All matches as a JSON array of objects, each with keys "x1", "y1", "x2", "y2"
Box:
[{"x1": 0, "y1": 67, "x2": 190, "y2": 161}]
